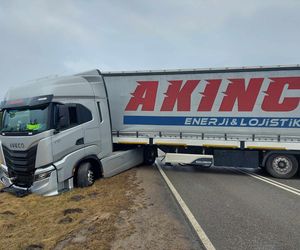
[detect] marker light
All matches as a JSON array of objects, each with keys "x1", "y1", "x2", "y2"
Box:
[{"x1": 38, "y1": 97, "x2": 48, "y2": 101}]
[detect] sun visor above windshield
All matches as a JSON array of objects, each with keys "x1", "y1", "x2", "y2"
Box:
[{"x1": 1, "y1": 95, "x2": 53, "y2": 110}]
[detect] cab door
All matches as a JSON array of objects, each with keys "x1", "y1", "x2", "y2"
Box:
[{"x1": 51, "y1": 103, "x2": 85, "y2": 182}]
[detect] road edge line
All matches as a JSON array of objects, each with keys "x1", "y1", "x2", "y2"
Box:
[{"x1": 155, "y1": 162, "x2": 216, "y2": 250}]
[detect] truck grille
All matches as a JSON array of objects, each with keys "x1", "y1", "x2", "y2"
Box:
[{"x1": 2, "y1": 145, "x2": 37, "y2": 188}]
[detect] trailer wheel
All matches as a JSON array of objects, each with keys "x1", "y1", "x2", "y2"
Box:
[
  {"x1": 143, "y1": 146, "x2": 157, "y2": 165},
  {"x1": 266, "y1": 154, "x2": 298, "y2": 179},
  {"x1": 76, "y1": 162, "x2": 95, "y2": 187}
]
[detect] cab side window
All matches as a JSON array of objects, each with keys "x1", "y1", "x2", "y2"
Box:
[
  {"x1": 56, "y1": 103, "x2": 92, "y2": 130},
  {"x1": 68, "y1": 105, "x2": 78, "y2": 126},
  {"x1": 77, "y1": 104, "x2": 92, "y2": 124}
]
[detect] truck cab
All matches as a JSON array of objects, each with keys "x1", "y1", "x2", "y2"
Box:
[{"x1": 0, "y1": 70, "x2": 115, "y2": 196}]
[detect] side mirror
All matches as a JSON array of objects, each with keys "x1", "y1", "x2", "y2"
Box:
[{"x1": 57, "y1": 105, "x2": 70, "y2": 131}]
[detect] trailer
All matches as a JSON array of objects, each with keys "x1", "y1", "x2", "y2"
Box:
[{"x1": 0, "y1": 65, "x2": 299, "y2": 196}]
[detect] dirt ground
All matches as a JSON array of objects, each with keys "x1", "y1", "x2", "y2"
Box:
[{"x1": 0, "y1": 166, "x2": 200, "y2": 250}]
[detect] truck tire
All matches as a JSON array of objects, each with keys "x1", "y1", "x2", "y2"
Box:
[
  {"x1": 266, "y1": 154, "x2": 298, "y2": 179},
  {"x1": 76, "y1": 162, "x2": 95, "y2": 187},
  {"x1": 143, "y1": 146, "x2": 157, "y2": 165}
]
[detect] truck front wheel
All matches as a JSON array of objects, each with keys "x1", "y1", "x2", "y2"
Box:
[
  {"x1": 76, "y1": 162, "x2": 95, "y2": 187},
  {"x1": 143, "y1": 146, "x2": 157, "y2": 165},
  {"x1": 266, "y1": 154, "x2": 298, "y2": 179}
]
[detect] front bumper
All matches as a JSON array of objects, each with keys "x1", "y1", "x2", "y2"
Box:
[{"x1": 0, "y1": 164, "x2": 59, "y2": 196}]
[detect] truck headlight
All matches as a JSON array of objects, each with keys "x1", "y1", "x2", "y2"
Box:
[{"x1": 34, "y1": 171, "x2": 52, "y2": 181}]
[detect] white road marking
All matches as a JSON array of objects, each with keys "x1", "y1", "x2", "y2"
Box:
[
  {"x1": 242, "y1": 170, "x2": 300, "y2": 193},
  {"x1": 156, "y1": 162, "x2": 216, "y2": 250},
  {"x1": 236, "y1": 169, "x2": 300, "y2": 196}
]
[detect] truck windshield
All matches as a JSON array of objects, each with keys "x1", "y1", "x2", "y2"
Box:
[{"x1": 2, "y1": 106, "x2": 49, "y2": 133}]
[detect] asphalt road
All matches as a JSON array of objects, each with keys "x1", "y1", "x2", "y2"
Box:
[{"x1": 158, "y1": 159, "x2": 300, "y2": 250}]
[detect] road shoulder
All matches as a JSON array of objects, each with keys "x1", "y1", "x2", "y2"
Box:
[{"x1": 112, "y1": 165, "x2": 201, "y2": 250}]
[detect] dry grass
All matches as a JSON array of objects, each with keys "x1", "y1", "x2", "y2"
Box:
[{"x1": 0, "y1": 169, "x2": 140, "y2": 250}]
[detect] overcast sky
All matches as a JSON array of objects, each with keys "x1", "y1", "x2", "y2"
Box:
[{"x1": 0, "y1": 0, "x2": 299, "y2": 98}]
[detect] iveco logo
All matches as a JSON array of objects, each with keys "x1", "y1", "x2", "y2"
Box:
[{"x1": 10, "y1": 143, "x2": 25, "y2": 149}]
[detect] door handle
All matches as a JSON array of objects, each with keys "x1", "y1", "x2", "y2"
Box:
[{"x1": 76, "y1": 138, "x2": 84, "y2": 145}]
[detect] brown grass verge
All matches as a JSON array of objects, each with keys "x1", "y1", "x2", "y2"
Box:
[{"x1": 0, "y1": 169, "x2": 141, "y2": 250}]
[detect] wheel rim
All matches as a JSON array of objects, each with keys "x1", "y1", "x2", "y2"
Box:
[
  {"x1": 87, "y1": 169, "x2": 94, "y2": 184},
  {"x1": 272, "y1": 156, "x2": 292, "y2": 175}
]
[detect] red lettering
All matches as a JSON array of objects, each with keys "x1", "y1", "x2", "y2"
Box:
[
  {"x1": 219, "y1": 78, "x2": 264, "y2": 111},
  {"x1": 197, "y1": 79, "x2": 221, "y2": 111},
  {"x1": 262, "y1": 77, "x2": 300, "y2": 112},
  {"x1": 125, "y1": 81, "x2": 158, "y2": 111},
  {"x1": 160, "y1": 80, "x2": 200, "y2": 111}
]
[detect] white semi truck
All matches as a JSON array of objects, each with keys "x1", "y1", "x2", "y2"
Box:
[{"x1": 0, "y1": 65, "x2": 299, "y2": 196}]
